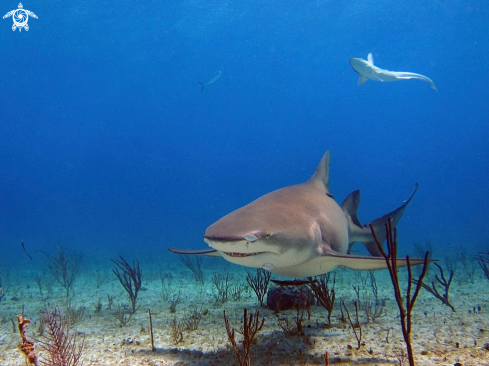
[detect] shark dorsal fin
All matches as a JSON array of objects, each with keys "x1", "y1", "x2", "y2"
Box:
[
  {"x1": 367, "y1": 53, "x2": 374, "y2": 65},
  {"x1": 341, "y1": 190, "x2": 362, "y2": 228},
  {"x1": 309, "y1": 151, "x2": 330, "y2": 194}
]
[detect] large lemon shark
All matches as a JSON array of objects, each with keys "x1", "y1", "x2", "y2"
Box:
[
  {"x1": 169, "y1": 151, "x2": 426, "y2": 277},
  {"x1": 350, "y1": 53, "x2": 438, "y2": 92}
]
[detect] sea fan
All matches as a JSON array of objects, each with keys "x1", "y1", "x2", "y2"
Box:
[{"x1": 38, "y1": 305, "x2": 84, "y2": 366}]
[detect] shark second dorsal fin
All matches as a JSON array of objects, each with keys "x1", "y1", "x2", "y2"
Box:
[
  {"x1": 341, "y1": 190, "x2": 363, "y2": 254},
  {"x1": 367, "y1": 53, "x2": 374, "y2": 65},
  {"x1": 341, "y1": 190, "x2": 362, "y2": 228},
  {"x1": 309, "y1": 151, "x2": 331, "y2": 195}
]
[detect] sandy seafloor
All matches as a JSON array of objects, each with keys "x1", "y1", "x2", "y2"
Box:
[{"x1": 1, "y1": 259, "x2": 489, "y2": 366}]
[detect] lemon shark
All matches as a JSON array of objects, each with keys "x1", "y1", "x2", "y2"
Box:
[
  {"x1": 350, "y1": 53, "x2": 438, "y2": 92},
  {"x1": 169, "y1": 151, "x2": 425, "y2": 277}
]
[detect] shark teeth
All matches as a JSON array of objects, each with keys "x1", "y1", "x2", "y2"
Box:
[{"x1": 224, "y1": 251, "x2": 264, "y2": 258}]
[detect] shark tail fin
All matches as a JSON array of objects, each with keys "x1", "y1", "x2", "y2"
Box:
[
  {"x1": 346, "y1": 183, "x2": 418, "y2": 257},
  {"x1": 309, "y1": 150, "x2": 331, "y2": 196},
  {"x1": 199, "y1": 82, "x2": 205, "y2": 92}
]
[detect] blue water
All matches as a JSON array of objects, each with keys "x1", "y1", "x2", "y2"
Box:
[{"x1": 0, "y1": 0, "x2": 487, "y2": 264}]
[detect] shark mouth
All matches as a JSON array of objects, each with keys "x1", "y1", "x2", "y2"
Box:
[{"x1": 224, "y1": 251, "x2": 266, "y2": 258}]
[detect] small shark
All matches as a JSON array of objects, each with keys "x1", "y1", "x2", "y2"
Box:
[
  {"x1": 199, "y1": 71, "x2": 222, "y2": 92},
  {"x1": 350, "y1": 53, "x2": 438, "y2": 92},
  {"x1": 169, "y1": 151, "x2": 426, "y2": 277}
]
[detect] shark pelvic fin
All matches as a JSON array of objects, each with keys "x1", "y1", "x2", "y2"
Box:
[{"x1": 358, "y1": 76, "x2": 368, "y2": 86}]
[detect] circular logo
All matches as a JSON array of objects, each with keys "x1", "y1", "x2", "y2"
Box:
[{"x1": 13, "y1": 9, "x2": 28, "y2": 28}]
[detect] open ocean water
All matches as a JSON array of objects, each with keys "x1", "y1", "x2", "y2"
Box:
[{"x1": 0, "y1": 0, "x2": 488, "y2": 365}]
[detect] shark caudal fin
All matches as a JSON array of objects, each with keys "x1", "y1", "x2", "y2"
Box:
[
  {"x1": 199, "y1": 82, "x2": 205, "y2": 92},
  {"x1": 342, "y1": 183, "x2": 418, "y2": 257},
  {"x1": 392, "y1": 72, "x2": 438, "y2": 93}
]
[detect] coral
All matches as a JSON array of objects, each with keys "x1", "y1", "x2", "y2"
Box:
[
  {"x1": 178, "y1": 255, "x2": 204, "y2": 284},
  {"x1": 246, "y1": 269, "x2": 271, "y2": 307},
  {"x1": 212, "y1": 272, "x2": 231, "y2": 303},
  {"x1": 111, "y1": 255, "x2": 142, "y2": 314},
  {"x1": 17, "y1": 315, "x2": 38, "y2": 366},
  {"x1": 371, "y1": 219, "x2": 429, "y2": 366},
  {"x1": 307, "y1": 273, "x2": 336, "y2": 325},
  {"x1": 474, "y1": 250, "x2": 489, "y2": 280},
  {"x1": 413, "y1": 262, "x2": 455, "y2": 312},
  {"x1": 340, "y1": 299, "x2": 362, "y2": 349},
  {"x1": 223, "y1": 308, "x2": 264, "y2": 366},
  {"x1": 41, "y1": 243, "x2": 82, "y2": 298},
  {"x1": 38, "y1": 305, "x2": 84, "y2": 366}
]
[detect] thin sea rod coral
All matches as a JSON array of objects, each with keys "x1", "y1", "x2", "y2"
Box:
[
  {"x1": 178, "y1": 255, "x2": 204, "y2": 284},
  {"x1": 246, "y1": 268, "x2": 271, "y2": 307},
  {"x1": 371, "y1": 218, "x2": 429, "y2": 366},
  {"x1": 111, "y1": 255, "x2": 142, "y2": 314},
  {"x1": 41, "y1": 243, "x2": 82, "y2": 298},
  {"x1": 223, "y1": 308, "x2": 265, "y2": 366},
  {"x1": 412, "y1": 262, "x2": 455, "y2": 312},
  {"x1": 474, "y1": 249, "x2": 489, "y2": 280},
  {"x1": 307, "y1": 273, "x2": 336, "y2": 326}
]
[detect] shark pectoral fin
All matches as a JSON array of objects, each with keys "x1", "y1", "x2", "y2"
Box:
[
  {"x1": 330, "y1": 253, "x2": 389, "y2": 270},
  {"x1": 330, "y1": 253, "x2": 429, "y2": 271},
  {"x1": 168, "y1": 247, "x2": 222, "y2": 257},
  {"x1": 358, "y1": 76, "x2": 368, "y2": 86}
]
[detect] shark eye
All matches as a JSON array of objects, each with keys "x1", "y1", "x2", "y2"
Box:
[
  {"x1": 266, "y1": 234, "x2": 270, "y2": 239},
  {"x1": 244, "y1": 234, "x2": 259, "y2": 242}
]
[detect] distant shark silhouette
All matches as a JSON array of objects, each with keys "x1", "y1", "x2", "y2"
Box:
[
  {"x1": 350, "y1": 53, "x2": 438, "y2": 92},
  {"x1": 169, "y1": 151, "x2": 427, "y2": 277},
  {"x1": 199, "y1": 71, "x2": 222, "y2": 92}
]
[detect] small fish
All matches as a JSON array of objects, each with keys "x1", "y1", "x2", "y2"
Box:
[
  {"x1": 271, "y1": 279, "x2": 316, "y2": 287},
  {"x1": 21, "y1": 240, "x2": 33, "y2": 260},
  {"x1": 199, "y1": 71, "x2": 222, "y2": 92}
]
